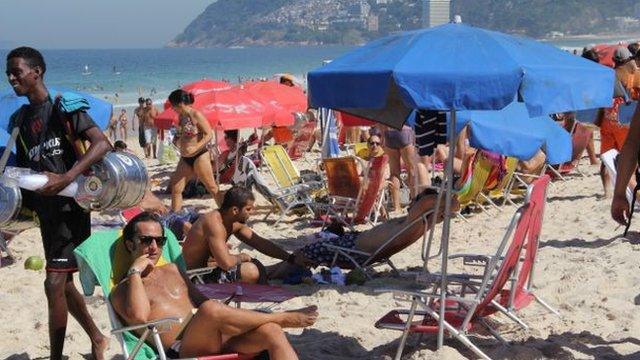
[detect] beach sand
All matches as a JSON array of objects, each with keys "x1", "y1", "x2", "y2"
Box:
[{"x1": 2, "y1": 135, "x2": 640, "y2": 360}]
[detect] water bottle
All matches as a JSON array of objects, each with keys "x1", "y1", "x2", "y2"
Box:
[{"x1": 3, "y1": 166, "x2": 79, "y2": 197}]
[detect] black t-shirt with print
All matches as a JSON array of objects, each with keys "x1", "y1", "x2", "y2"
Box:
[{"x1": 9, "y1": 98, "x2": 97, "y2": 174}]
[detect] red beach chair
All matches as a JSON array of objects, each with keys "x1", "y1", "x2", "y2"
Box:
[
  {"x1": 547, "y1": 122, "x2": 592, "y2": 180},
  {"x1": 374, "y1": 178, "x2": 543, "y2": 359}
]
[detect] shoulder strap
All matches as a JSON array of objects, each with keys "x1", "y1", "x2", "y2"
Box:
[{"x1": 52, "y1": 96, "x2": 87, "y2": 158}]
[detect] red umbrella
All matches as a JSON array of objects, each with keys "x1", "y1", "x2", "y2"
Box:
[
  {"x1": 242, "y1": 80, "x2": 308, "y2": 126},
  {"x1": 155, "y1": 87, "x2": 266, "y2": 130},
  {"x1": 162, "y1": 79, "x2": 231, "y2": 110},
  {"x1": 337, "y1": 111, "x2": 375, "y2": 126}
]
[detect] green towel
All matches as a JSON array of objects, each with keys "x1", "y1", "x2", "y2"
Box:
[{"x1": 74, "y1": 228, "x2": 184, "y2": 360}]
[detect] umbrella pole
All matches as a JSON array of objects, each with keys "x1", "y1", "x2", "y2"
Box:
[{"x1": 437, "y1": 110, "x2": 456, "y2": 349}]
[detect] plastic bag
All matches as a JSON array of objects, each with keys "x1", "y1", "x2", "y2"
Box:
[{"x1": 158, "y1": 140, "x2": 179, "y2": 165}]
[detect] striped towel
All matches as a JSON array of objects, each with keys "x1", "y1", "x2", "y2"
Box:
[{"x1": 414, "y1": 110, "x2": 447, "y2": 157}]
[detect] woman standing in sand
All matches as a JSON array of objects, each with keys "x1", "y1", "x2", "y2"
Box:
[
  {"x1": 118, "y1": 108, "x2": 128, "y2": 141},
  {"x1": 168, "y1": 89, "x2": 219, "y2": 212}
]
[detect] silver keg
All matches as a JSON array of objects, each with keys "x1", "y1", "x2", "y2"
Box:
[
  {"x1": 0, "y1": 178, "x2": 37, "y2": 231},
  {"x1": 74, "y1": 151, "x2": 148, "y2": 211}
]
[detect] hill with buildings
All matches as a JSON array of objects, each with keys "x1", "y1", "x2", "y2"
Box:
[{"x1": 167, "y1": 0, "x2": 640, "y2": 47}]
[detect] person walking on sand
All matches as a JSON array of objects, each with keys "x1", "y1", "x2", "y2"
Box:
[
  {"x1": 168, "y1": 89, "x2": 221, "y2": 211},
  {"x1": 5, "y1": 46, "x2": 110, "y2": 360},
  {"x1": 118, "y1": 108, "x2": 128, "y2": 141},
  {"x1": 132, "y1": 97, "x2": 146, "y2": 150},
  {"x1": 142, "y1": 98, "x2": 158, "y2": 159}
]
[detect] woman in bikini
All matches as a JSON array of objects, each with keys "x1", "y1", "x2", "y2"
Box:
[
  {"x1": 168, "y1": 89, "x2": 219, "y2": 212},
  {"x1": 118, "y1": 108, "x2": 128, "y2": 141}
]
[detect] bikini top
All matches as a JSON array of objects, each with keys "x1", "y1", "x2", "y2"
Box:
[{"x1": 179, "y1": 115, "x2": 199, "y2": 138}]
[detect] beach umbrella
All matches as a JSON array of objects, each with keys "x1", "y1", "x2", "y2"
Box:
[
  {"x1": 162, "y1": 79, "x2": 231, "y2": 110},
  {"x1": 242, "y1": 80, "x2": 307, "y2": 126},
  {"x1": 593, "y1": 44, "x2": 622, "y2": 68},
  {"x1": 0, "y1": 87, "x2": 113, "y2": 130},
  {"x1": 307, "y1": 21, "x2": 615, "y2": 358},
  {"x1": 338, "y1": 111, "x2": 375, "y2": 127},
  {"x1": 155, "y1": 87, "x2": 265, "y2": 130},
  {"x1": 320, "y1": 108, "x2": 340, "y2": 159},
  {"x1": 454, "y1": 102, "x2": 572, "y2": 165}
]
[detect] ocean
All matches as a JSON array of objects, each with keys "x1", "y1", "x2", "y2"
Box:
[{"x1": 0, "y1": 46, "x2": 353, "y2": 108}]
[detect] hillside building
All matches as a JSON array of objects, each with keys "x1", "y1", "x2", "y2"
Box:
[{"x1": 422, "y1": 0, "x2": 450, "y2": 28}]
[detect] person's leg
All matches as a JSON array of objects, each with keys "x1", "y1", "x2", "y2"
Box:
[
  {"x1": 45, "y1": 272, "x2": 70, "y2": 360},
  {"x1": 385, "y1": 146, "x2": 402, "y2": 211},
  {"x1": 222, "y1": 323, "x2": 298, "y2": 360},
  {"x1": 601, "y1": 163, "x2": 612, "y2": 197},
  {"x1": 586, "y1": 134, "x2": 598, "y2": 165},
  {"x1": 171, "y1": 160, "x2": 194, "y2": 212},
  {"x1": 64, "y1": 273, "x2": 108, "y2": 359},
  {"x1": 178, "y1": 300, "x2": 317, "y2": 357},
  {"x1": 193, "y1": 151, "x2": 221, "y2": 206},
  {"x1": 399, "y1": 144, "x2": 417, "y2": 198}
]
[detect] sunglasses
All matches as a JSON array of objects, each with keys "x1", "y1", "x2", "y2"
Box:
[
  {"x1": 137, "y1": 235, "x2": 167, "y2": 247},
  {"x1": 368, "y1": 141, "x2": 381, "y2": 146}
]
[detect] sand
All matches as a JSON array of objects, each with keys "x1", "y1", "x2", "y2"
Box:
[{"x1": 2, "y1": 135, "x2": 640, "y2": 360}]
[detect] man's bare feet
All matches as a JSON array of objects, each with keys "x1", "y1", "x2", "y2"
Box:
[
  {"x1": 91, "y1": 335, "x2": 110, "y2": 360},
  {"x1": 276, "y1": 306, "x2": 318, "y2": 328}
]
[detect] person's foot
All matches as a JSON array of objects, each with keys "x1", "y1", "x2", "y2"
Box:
[
  {"x1": 91, "y1": 335, "x2": 109, "y2": 360},
  {"x1": 277, "y1": 306, "x2": 318, "y2": 328}
]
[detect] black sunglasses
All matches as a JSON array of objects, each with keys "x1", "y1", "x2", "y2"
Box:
[
  {"x1": 368, "y1": 141, "x2": 381, "y2": 146},
  {"x1": 137, "y1": 235, "x2": 167, "y2": 247}
]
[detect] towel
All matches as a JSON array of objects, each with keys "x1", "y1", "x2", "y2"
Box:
[
  {"x1": 56, "y1": 92, "x2": 91, "y2": 113},
  {"x1": 74, "y1": 228, "x2": 184, "y2": 360}
]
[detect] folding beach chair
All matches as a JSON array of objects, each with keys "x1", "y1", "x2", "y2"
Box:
[
  {"x1": 318, "y1": 156, "x2": 362, "y2": 221},
  {"x1": 74, "y1": 229, "x2": 253, "y2": 360},
  {"x1": 260, "y1": 144, "x2": 310, "y2": 188},
  {"x1": 288, "y1": 121, "x2": 317, "y2": 160},
  {"x1": 546, "y1": 122, "x2": 593, "y2": 180},
  {"x1": 233, "y1": 155, "x2": 316, "y2": 225},
  {"x1": 455, "y1": 151, "x2": 502, "y2": 218},
  {"x1": 486, "y1": 157, "x2": 519, "y2": 207},
  {"x1": 375, "y1": 179, "x2": 536, "y2": 360}
]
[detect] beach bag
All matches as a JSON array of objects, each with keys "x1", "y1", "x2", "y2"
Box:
[{"x1": 158, "y1": 139, "x2": 178, "y2": 165}]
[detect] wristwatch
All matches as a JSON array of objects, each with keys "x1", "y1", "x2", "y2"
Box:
[{"x1": 127, "y1": 268, "x2": 142, "y2": 278}]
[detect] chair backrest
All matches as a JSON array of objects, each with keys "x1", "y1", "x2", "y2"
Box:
[
  {"x1": 488, "y1": 157, "x2": 518, "y2": 196},
  {"x1": 261, "y1": 144, "x2": 300, "y2": 188},
  {"x1": 288, "y1": 121, "x2": 316, "y2": 160},
  {"x1": 513, "y1": 175, "x2": 550, "y2": 294},
  {"x1": 323, "y1": 156, "x2": 361, "y2": 199},
  {"x1": 354, "y1": 154, "x2": 389, "y2": 223},
  {"x1": 233, "y1": 156, "x2": 278, "y2": 201},
  {"x1": 74, "y1": 228, "x2": 183, "y2": 359},
  {"x1": 569, "y1": 123, "x2": 592, "y2": 164},
  {"x1": 456, "y1": 151, "x2": 497, "y2": 205},
  {"x1": 353, "y1": 142, "x2": 368, "y2": 158}
]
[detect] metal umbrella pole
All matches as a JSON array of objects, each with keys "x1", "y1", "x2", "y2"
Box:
[{"x1": 437, "y1": 110, "x2": 457, "y2": 349}]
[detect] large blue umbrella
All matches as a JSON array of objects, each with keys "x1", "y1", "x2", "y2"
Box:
[
  {"x1": 308, "y1": 21, "x2": 615, "y2": 359},
  {"x1": 455, "y1": 102, "x2": 572, "y2": 165},
  {"x1": 308, "y1": 23, "x2": 614, "y2": 128},
  {"x1": 0, "y1": 87, "x2": 113, "y2": 130}
]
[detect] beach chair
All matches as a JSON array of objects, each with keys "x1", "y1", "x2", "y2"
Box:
[
  {"x1": 374, "y1": 186, "x2": 532, "y2": 360},
  {"x1": 318, "y1": 156, "x2": 362, "y2": 221},
  {"x1": 455, "y1": 151, "x2": 501, "y2": 218},
  {"x1": 546, "y1": 122, "x2": 593, "y2": 180},
  {"x1": 73, "y1": 229, "x2": 253, "y2": 360},
  {"x1": 260, "y1": 144, "x2": 321, "y2": 189},
  {"x1": 486, "y1": 157, "x2": 519, "y2": 207},
  {"x1": 288, "y1": 121, "x2": 317, "y2": 160},
  {"x1": 233, "y1": 155, "x2": 316, "y2": 225}
]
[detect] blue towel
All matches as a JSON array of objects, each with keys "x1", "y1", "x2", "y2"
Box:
[{"x1": 56, "y1": 92, "x2": 91, "y2": 113}]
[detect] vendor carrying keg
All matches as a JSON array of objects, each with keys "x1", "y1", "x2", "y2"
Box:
[{"x1": 5, "y1": 47, "x2": 110, "y2": 359}]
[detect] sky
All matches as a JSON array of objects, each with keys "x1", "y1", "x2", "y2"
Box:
[{"x1": 0, "y1": 0, "x2": 214, "y2": 49}]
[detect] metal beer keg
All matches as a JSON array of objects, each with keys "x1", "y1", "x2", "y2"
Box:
[
  {"x1": 74, "y1": 151, "x2": 148, "y2": 211},
  {"x1": 0, "y1": 178, "x2": 37, "y2": 231}
]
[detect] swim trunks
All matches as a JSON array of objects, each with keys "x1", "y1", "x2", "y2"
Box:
[
  {"x1": 203, "y1": 263, "x2": 242, "y2": 284},
  {"x1": 300, "y1": 231, "x2": 367, "y2": 266},
  {"x1": 384, "y1": 126, "x2": 414, "y2": 150},
  {"x1": 181, "y1": 147, "x2": 209, "y2": 167}
]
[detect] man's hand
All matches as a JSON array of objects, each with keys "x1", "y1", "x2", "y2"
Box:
[
  {"x1": 611, "y1": 194, "x2": 630, "y2": 226},
  {"x1": 130, "y1": 254, "x2": 155, "y2": 277},
  {"x1": 38, "y1": 172, "x2": 73, "y2": 196},
  {"x1": 238, "y1": 253, "x2": 252, "y2": 263}
]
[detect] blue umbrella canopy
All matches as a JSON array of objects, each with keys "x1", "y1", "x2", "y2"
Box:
[
  {"x1": 0, "y1": 87, "x2": 113, "y2": 130},
  {"x1": 454, "y1": 102, "x2": 572, "y2": 165},
  {"x1": 308, "y1": 23, "x2": 614, "y2": 128}
]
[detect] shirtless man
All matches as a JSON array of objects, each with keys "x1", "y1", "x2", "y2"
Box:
[
  {"x1": 183, "y1": 186, "x2": 306, "y2": 284},
  {"x1": 110, "y1": 212, "x2": 318, "y2": 359},
  {"x1": 268, "y1": 188, "x2": 456, "y2": 278},
  {"x1": 143, "y1": 98, "x2": 158, "y2": 158}
]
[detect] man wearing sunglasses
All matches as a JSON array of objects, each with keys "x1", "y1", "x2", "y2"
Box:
[
  {"x1": 182, "y1": 186, "x2": 308, "y2": 284},
  {"x1": 111, "y1": 211, "x2": 318, "y2": 358}
]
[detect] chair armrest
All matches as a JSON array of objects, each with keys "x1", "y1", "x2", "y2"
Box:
[
  {"x1": 111, "y1": 317, "x2": 182, "y2": 334},
  {"x1": 323, "y1": 243, "x2": 371, "y2": 256},
  {"x1": 374, "y1": 288, "x2": 480, "y2": 305},
  {"x1": 187, "y1": 267, "x2": 214, "y2": 277}
]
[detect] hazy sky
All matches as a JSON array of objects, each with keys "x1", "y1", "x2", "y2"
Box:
[{"x1": 0, "y1": 0, "x2": 214, "y2": 49}]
